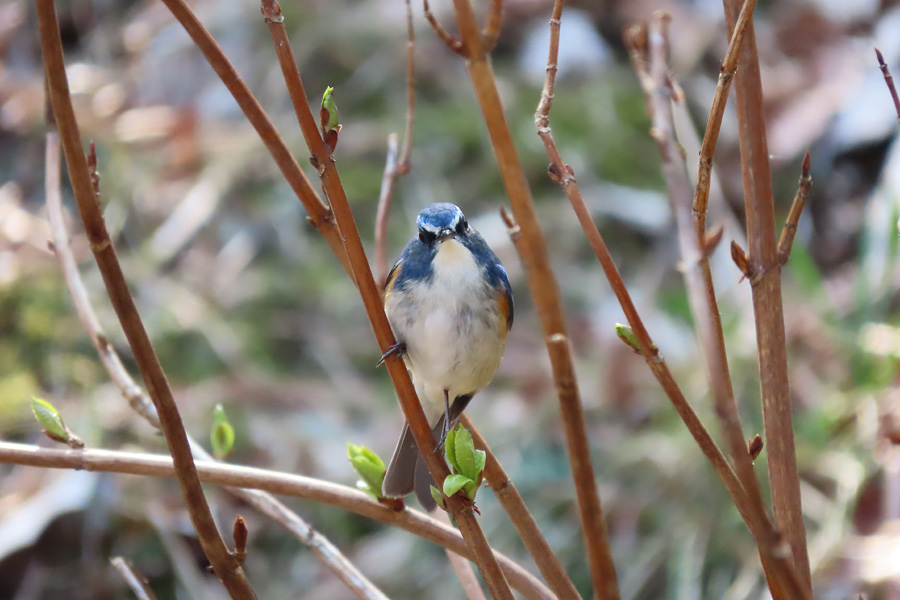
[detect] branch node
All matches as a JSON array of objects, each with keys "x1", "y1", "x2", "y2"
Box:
[
  {"x1": 260, "y1": 0, "x2": 284, "y2": 23},
  {"x1": 233, "y1": 515, "x2": 248, "y2": 566},
  {"x1": 423, "y1": 0, "x2": 465, "y2": 55}
]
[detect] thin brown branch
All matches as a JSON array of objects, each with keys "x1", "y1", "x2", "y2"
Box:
[
  {"x1": 481, "y1": 0, "x2": 502, "y2": 52},
  {"x1": 399, "y1": 0, "x2": 417, "y2": 171},
  {"x1": 876, "y1": 48, "x2": 900, "y2": 127},
  {"x1": 375, "y1": 133, "x2": 400, "y2": 289},
  {"x1": 36, "y1": 2, "x2": 255, "y2": 597},
  {"x1": 155, "y1": 0, "x2": 352, "y2": 281},
  {"x1": 111, "y1": 557, "x2": 159, "y2": 600},
  {"x1": 375, "y1": 0, "x2": 418, "y2": 288},
  {"x1": 424, "y1": 0, "x2": 464, "y2": 54},
  {"x1": 520, "y1": 0, "x2": 622, "y2": 596},
  {"x1": 446, "y1": 0, "x2": 618, "y2": 593},
  {"x1": 777, "y1": 151, "x2": 812, "y2": 265},
  {"x1": 0, "y1": 442, "x2": 554, "y2": 600},
  {"x1": 435, "y1": 510, "x2": 490, "y2": 600},
  {"x1": 45, "y1": 133, "x2": 390, "y2": 600},
  {"x1": 534, "y1": 7, "x2": 806, "y2": 598},
  {"x1": 463, "y1": 416, "x2": 582, "y2": 600},
  {"x1": 259, "y1": 3, "x2": 513, "y2": 598},
  {"x1": 633, "y1": 14, "x2": 810, "y2": 600},
  {"x1": 721, "y1": 0, "x2": 811, "y2": 589},
  {"x1": 692, "y1": 0, "x2": 759, "y2": 233}
]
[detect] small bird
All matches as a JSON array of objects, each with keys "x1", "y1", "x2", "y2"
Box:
[{"x1": 381, "y1": 203, "x2": 513, "y2": 510}]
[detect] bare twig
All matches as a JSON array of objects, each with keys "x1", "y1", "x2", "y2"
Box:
[
  {"x1": 631, "y1": 14, "x2": 811, "y2": 599},
  {"x1": 424, "y1": 0, "x2": 463, "y2": 54},
  {"x1": 443, "y1": 0, "x2": 618, "y2": 595},
  {"x1": 111, "y1": 557, "x2": 158, "y2": 600},
  {"x1": 776, "y1": 151, "x2": 812, "y2": 265},
  {"x1": 398, "y1": 0, "x2": 417, "y2": 172},
  {"x1": 375, "y1": 134, "x2": 401, "y2": 289},
  {"x1": 259, "y1": 3, "x2": 513, "y2": 597},
  {"x1": 45, "y1": 130, "x2": 390, "y2": 600},
  {"x1": 37, "y1": 3, "x2": 255, "y2": 596},
  {"x1": 436, "y1": 510, "x2": 490, "y2": 600},
  {"x1": 375, "y1": 0, "x2": 417, "y2": 288},
  {"x1": 463, "y1": 416, "x2": 582, "y2": 600},
  {"x1": 693, "y1": 0, "x2": 759, "y2": 234},
  {"x1": 521, "y1": 1, "x2": 621, "y2": 597},
  {"x1": 876, "y1": 48, "x2": 900, "y2": 127},
  {"x1": 155, "y1": 0, "x2": 352, "y2": 280},
  {"x1": 0, "y1": 441, "x2": 554, "y2": 600},
  {"x1": 481, "y1": 0, "x2": 502, "y2": 52},
  {"x1": 721, "y1": 0, "x2": 811, "y2": 588}
]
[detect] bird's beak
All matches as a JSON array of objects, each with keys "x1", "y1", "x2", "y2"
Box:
[{"x1": 437, "y1": 227, "x2": 455, "y2": 241}]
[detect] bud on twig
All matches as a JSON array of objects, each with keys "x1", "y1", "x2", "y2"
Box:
[
  {"x1": 31, "y1": 397, "x2": 84, "y2": 449},
  {"x1": 748, "y1": 435, "x2": 764, "y2": 461},
  {"x1": 320, "y1": 86, "x2": 341, "y2": 153},
  {"x1": 347, "y1": 443, "x2": 386, "y2": 499},
  {"x1": 233, "y1": 515, "x2": 248, "y2": 566}
]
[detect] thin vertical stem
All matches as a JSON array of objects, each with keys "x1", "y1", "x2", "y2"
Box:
[
  {"x1": 446, "y1": 0, "x2": 619, "y2": 596},
  {"x1": 36, "y1": 1, "x2": 256, "y2": 596},
  {"x1": 721, "y1": 0, "x2": 812, "y2": 590}
]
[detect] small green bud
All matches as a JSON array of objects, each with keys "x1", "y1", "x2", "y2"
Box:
[
  {"x1": 347, "y1": 443, "x2": 386, "y2": 499},
  {"x1": 211, "y1": 404, "x2": 235, "y2": 460},
  {"x1": 430, "y1": 485, "x2": 447, "y2": 511},
  {"x1": 321, "y1": 86, "x2": 340, "y2": 132},
  {"x1": 615, "y1": 323, "x2": 640, "y2": 351},
  {"x1": 32, "y1": 397, "x2": 83, "y2": 448}
]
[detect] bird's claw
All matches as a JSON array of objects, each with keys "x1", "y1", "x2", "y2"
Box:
[{"x1": 377, "y1": 341, "x2": 407, "y2": 366}]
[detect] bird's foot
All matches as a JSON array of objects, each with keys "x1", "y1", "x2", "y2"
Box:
[
  {"x1": 377, "y1": 341, "x2": 407, "y2": 366},
  {"x1": 434, "y1": 417, "x2": 461, "y2": 451}
]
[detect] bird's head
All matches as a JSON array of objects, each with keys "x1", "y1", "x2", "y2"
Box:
[{"x1": 416, "y1": 203, "x2": 470, "y2": 245}]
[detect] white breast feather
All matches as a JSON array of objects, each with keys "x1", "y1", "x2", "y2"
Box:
[{"x1": 385, "y1": 239, "x2": 507, "y2": 425}]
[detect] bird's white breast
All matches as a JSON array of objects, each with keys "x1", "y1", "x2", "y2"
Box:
[{"x1": 385, "y1": 239, "x2": 506, "y2": 424}]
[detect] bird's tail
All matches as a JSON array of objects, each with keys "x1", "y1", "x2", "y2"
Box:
[{"x1": 382, "y1": 419, "x2": 445, "y2": 512}]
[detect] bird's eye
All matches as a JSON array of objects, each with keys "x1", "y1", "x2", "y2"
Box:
[
  {"x1": 455, "y1": 218, "x2": 468, "y2": 235},
  {"x1": 419, "y1": 229, "x2": 436, "y2": 244}
]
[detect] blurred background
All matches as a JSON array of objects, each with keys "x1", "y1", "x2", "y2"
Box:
[{"x1": 1, "y1": 0, "x2": 900, "y2": 598}]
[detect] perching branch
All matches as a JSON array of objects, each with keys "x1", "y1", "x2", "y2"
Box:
[
  {"x1": 0, "y1": 442, "x2": 554, "y2": 600},
  {"x1": 258, "y1": 3, "x2": 513, "y2": 598},
  {"x1": 45, "y1": 132, "x2": 390, "y2": 600},
  {"x1": 36, "y1": 2, "x2": 256, "y2": 597},
  {"x1": 776, "y1": 151, "x2": 812, "y2": 265},
  {"x1": 876, "y1": 48, "x2": 900, "y2": 127},
  {"x1": 375, "y1": 0, "x2": 417, "y2": 289},
  {"x1": 721, "y1": 0, "x2": 812, "y2": 589}
]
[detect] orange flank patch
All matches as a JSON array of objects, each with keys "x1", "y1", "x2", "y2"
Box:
[
  {"x1": 384, "y1": 261, "x2": 402, "y2": 300},
  {"x1": 496, "y1": 287, "x2": 510, "y2": 337}
]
